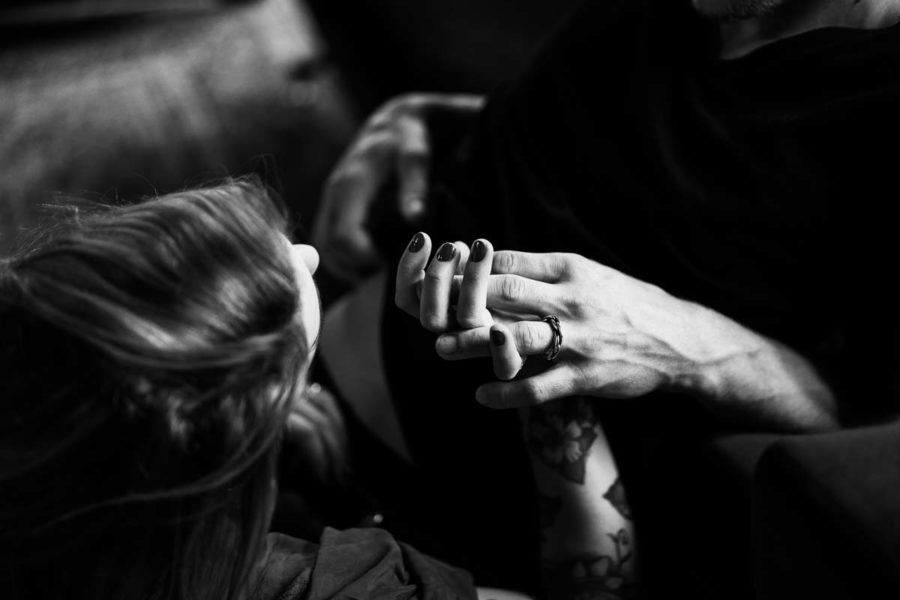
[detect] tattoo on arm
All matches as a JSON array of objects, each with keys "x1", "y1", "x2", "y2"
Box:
[
  {"x1": 603, "y1": 477, "x2": 632, "y2": 521},
  {"x1": 524, "y1": 397, "x2": 601, "y2": 485},
  {"x1": 523, "y1": 400, "x2": 639, "y2": 598},
  {"x1": 543, "y1": 530, "x2": 637, "y2": 600}
]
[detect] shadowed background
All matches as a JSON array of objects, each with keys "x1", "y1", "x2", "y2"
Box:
[
  {"x1": 0, "y1": 0, "x2": 577, "y2": 256},
  {"x1": 0, "y1": 0, "x2": 356, "y2": 255}
]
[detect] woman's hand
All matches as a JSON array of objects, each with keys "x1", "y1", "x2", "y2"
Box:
[
  {"x1": 313, "y1": 93, "x2": 484, "y2": 282},
  {"x1": 396, "y1": 235, "x2": 838, "y2": 430}
]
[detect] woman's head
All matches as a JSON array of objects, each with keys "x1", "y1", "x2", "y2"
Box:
[{"x1": 0, "y1": 177, "x2": 319, "y2": 600}]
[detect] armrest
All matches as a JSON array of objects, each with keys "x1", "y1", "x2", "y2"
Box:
[{"x1": 753, "y1": 420, "x2": 900, "y2": 599}]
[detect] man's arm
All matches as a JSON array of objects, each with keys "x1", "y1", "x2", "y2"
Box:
[
  {"x1": 670, "y1": 302, "x2": 837, "y2": 431},
  {"x1": 398, "y1": 248, "x2": 839, "y2": 432},
  {"x1": 473, "y1": 253, "x2": 839, "y2": 430}
]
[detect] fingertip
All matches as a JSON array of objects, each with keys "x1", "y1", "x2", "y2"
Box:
[
  {"x1": 406, "y1": 231, "x2": 426, "y2": 254},
  {"x1": 398, "y1": 232, "x2": 430, "y2": 276},
  {"x1": 490, "y1": 322, "x2": 515, "y2": 349},
  {"x1": 476, "y1": 384, "x2": 513, "y2": 409},
  {"x1": 469, "y1": 238, "x2": 493, "y2": 263},
  {"x1": 434, "y1": 241, "x2": 458, "y2": 263},
  {"x1": 396, "y1": 232, "x2": 431, "y2": 317},
  {"x1": 435, "y1": 335, "x2": 458, "y2": 356}
]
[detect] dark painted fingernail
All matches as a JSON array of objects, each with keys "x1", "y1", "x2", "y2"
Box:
[
  {"x1": 471, "y1": 240, "x2": 487, "y2": 263},
  {"x1": 436, "y1": 242, "x2": 457, "y2": 262},
  {"x1": 408, "y1": 232, "x2": 425, "y2": 253},
  {"x1": 491, "y1": 329, "x2": 506, "y2": 346}
]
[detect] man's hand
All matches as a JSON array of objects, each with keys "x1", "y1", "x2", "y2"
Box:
[
  {"x1": 313, "y1": 93, "x2": 484, "y2": 283},
  {"x1": 398, "y1": 239, "x2": 706, "y2": 401},
  {"x1": 396, "y1": 235, "x2": 839, "y2": 431}
]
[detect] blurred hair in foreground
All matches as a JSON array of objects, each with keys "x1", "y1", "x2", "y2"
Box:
[{"x1": 0, "y1": 176, "x2": 310, "y2": 600}]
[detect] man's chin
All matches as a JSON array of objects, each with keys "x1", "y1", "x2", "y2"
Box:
[{"x1": 692, "y1": 0, "x2": 783, "y2": 20}]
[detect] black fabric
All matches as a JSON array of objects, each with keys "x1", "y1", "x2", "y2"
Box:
[
  {"x1": 753, "y1": 421, "x2": 900, "y2": 599},
  {"x1": 253, "y1": 529, "x2": 476, "y2": 600},
  {"x1": 453, "y1": 0, "x2": 900, "y2": 422},
  {"x1": 375, "y1": 0, "x2": 900, "y2": 596}
]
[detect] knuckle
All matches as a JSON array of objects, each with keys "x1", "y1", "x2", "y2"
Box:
[
  {"x1": 494, "y1": 251, "x2": 516, "y2": 274},
  {"x1": 457, "y1": 313, "x2": 483, "y2": 329},
  {"x1": 421, "y1": 315, "x2": 446, "y2": 333},
  {"x1": 518, "y1": 325, "x2": 539, "y2": 352},
  {"x1": 423, "y1": 269, "x2": 444, "y2": 284},
  {"x1": 562, "y1": 297, "x2": 582, "y2": 319},
  {"x1": 560, "y1": 252, "x2": 584, "y2": 273},
  {"x1": 498, "y1": 275, "x2": 524, "y2": 303}
]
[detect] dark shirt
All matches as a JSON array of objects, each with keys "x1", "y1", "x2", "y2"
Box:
[
  {"x1": 378, "y1": 0, "x2": 900, "y2": 593},
  {"x1": 424, "y1": 0, "x2": 900, "y2": 423}
]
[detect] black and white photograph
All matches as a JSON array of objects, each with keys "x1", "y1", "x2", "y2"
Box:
[{"x1": 2, "y1": 1, "x2": 898, "y2": 598}]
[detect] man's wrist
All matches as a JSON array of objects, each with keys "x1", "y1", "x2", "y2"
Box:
[
  {"x1": 656, "y1": 300, "x2": 753, "y2": 400},
  {"x1": 668, "y1": 301, "x2": 838, "y2": 430}
]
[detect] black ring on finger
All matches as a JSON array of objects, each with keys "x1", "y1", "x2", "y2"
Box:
[{"x1": 541, "y1": 315, "x2": 563, "y2": 361}]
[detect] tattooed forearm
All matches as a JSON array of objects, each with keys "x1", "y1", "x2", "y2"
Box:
[
  {"x1": 543, "y1": 530, "x2": 637, "y2": 600},
  {"x1": 524, "y1": 397, "x2": 602, "y2": 484},
  {"x1": 521, "y1": 398, "x2": 639, "y2": 598},
  {"x1": 603, "y1": 477, "x2": 632, "y2": 521}
]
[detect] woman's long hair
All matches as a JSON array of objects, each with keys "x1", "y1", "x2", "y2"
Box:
[{"x1": 0, "y1": 177, "x2": 308, "y2": 600}]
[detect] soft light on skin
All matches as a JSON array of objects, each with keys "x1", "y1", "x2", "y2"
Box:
[
  {"x1": 265, "y1": 238, "x2": 321, "y2": 537},
  {"x1": 283, "y1": 236, "x2": 322, "y2": 353}
]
